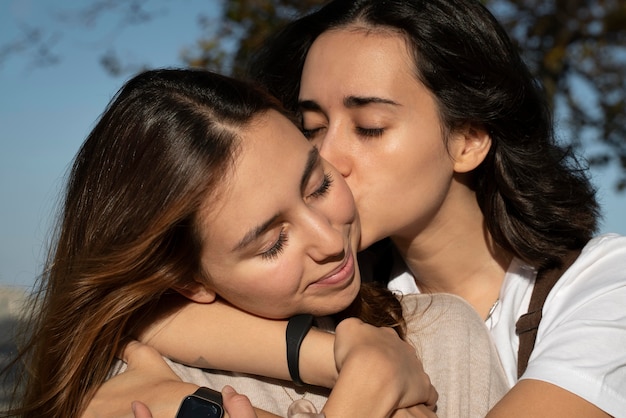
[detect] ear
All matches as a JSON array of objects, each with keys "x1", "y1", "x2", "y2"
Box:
[
  {"x1": 175, "y1": 279, "x2": 217, "y2": 304},
  {"x1": 450, "y1": 125, "x2": 491, "y2": 173}
]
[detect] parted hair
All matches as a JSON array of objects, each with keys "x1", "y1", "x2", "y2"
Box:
[
  {"x1": 4, "y1": 68, "x2": 403, "y2": 418},
  {"x1": 248, "y1": 0, "x2": 599, "y2": 270}
]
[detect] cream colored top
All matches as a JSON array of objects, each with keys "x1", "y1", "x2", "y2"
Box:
[{"x1": 164, "y1": 293, "x2": 509, "y2": 417}]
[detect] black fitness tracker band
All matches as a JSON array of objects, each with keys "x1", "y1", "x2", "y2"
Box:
[
  {"x1": 286, "y1": 313, "x2": 314, "y2": 386},
  {"x1": 175, "y1": 386, "x2": 224, "y2": 418}
]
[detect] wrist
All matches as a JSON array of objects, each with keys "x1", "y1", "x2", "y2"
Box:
[
  {"x1": 322, "y1": 356, "x2": 396, "y2": 418},
  {"x1": 297, "y1": 328, "x2": 338, "y2": 388}
]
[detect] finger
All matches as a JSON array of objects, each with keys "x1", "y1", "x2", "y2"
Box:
[
  {"x1": 426, "y1": 385, "x2": 439, "y2": 410},
  {"x1": 414, "y1": 404, "x2": 438, "y2": 418},
  {"x1": 122, "y1": 340, "x2": 159, "y2": 364},
  {"x1": 122, "y1": 341, "x2": 170, "y2": 373},
  {"x1": 120, "y1": 340, "x2": 141, "y2": 362},
  {"x1": 131, "y1": 401, "x2": 153, "y2": 418},
  {"x1": 222, "y1": 385, "x2": 257, "y2": 418},
  {"x1": 390, "y1": 405, "x2": 437, "y2": 418}
]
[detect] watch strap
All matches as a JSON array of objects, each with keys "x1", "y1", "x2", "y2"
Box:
[{"x1": 193, "y1": 386, "x2": 223, "y2": 405}]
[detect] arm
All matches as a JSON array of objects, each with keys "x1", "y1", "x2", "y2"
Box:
[
  {"x1": 122, "y1": 316, "x2": 437, "y2": 418},
  {"x1": 84, "y1": 341, "x2": 280, "y2": 418},
  {"x1": 487, "y1": 380, "x2": 610, "y2": 418},
  {"x1": 139, "y1": 295, "x2": 338, "y2": 388},
  {"x1": 140, "y1": 296, "x2": 436, "y2": 411}
]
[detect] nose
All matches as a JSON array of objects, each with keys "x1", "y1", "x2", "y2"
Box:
[
  {"x1": 317, "y1": 125, "x2": 352, "y2": 178},
  {"x1": 303, "y1": 208, "x2": 346, "y2": 262}
]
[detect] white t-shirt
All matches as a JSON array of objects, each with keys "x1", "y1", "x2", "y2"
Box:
[{"x1": 387, "y1": 233, "x2": 626, "y2": 417}]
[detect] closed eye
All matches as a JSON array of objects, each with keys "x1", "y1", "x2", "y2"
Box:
[
  {"x1": 308, "y1": 172, "x2": 333, "y2": 199},
  {"x1": 356, "y1": 127, "x2": 384, "y2": 138},
  {"x1": 302, "y1": 127, "x2": 324, "y2": 140},
  {"x1": 261, "y1": 227, "x2": 288, "y2": 260}
]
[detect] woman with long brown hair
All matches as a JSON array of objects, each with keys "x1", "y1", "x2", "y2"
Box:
[
  {"x1": 3, "y1": 68, "x2": 422, "y2": 417},
  {"x1": 3, "y1": 68, "x2": 506, "y2": 418}
]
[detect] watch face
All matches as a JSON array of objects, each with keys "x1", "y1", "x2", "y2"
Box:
[{"x1": 176, "y1": 395, "x2": 224, "y2": 418}]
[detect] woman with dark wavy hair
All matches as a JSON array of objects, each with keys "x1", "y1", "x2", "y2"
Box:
[
  {"x1": 243, "y1": 0, "x2": 625, "y2": 416},
  {"x1": 106, "y1": 0, "x2": 625, "y2": 417}
]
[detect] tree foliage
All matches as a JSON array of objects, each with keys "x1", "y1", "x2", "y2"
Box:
[
  {"x1": 488, "y1": 0, "x2": 626, "y2": 191},
  {"x1": 184, "y1": 0, "x2": 626, "y2": 191}
]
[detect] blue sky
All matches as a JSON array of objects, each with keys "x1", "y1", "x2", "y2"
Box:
[{"x1": 1, "y1": 1, "x2": 625, "y2": 290}]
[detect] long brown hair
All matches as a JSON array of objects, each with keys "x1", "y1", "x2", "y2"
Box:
[{"x1": 3, "y1": 68, "x2": 403, "y2": 417}]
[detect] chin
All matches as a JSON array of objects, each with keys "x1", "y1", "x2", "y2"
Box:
[{"x1": 319, "y1": 285, "x2": 361, "y2": 316}]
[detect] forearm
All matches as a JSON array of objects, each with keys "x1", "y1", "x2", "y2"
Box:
[
  {"x1": 139, "y1": 296, "x2": 337, "y2": 388},
  {"x1": 486, "y1": 380, "x2": 611, "y2": 418}
]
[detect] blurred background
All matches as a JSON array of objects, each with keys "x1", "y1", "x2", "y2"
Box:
[{"x1": 1, "y1": 0, "x2": 625, "y2": 294}]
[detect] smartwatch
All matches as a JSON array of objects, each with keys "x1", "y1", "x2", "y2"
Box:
[{"x1": 175, "y1": 387, "x2": 224, "y2": 418}]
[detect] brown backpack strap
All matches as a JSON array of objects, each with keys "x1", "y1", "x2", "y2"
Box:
[{"x1": 515, "y1": 249, "x2": 582, "y2": 378}]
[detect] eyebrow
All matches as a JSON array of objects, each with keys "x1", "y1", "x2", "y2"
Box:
[
  {"x1": 298, "y1": 95, "x2": 399, "y2": 112},
  {"x1": 344, "y1": 95, "x2": 399, "y2": 108},
  {"x1": 233, "y1": 147, "x2": 320, "y2": 252}
]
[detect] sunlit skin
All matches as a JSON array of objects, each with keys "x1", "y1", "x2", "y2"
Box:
[
  {"x1": 299, "y1": 27, "x2": 508, "y2": 317},
  {"x1": 190, "y1": 109, "x2": 361, "y2": 319},
  {"x1": 299, "y1": 28, "x2": 460, "y2": 250}
]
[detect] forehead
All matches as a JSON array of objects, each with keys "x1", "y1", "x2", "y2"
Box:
[
  {"x1": 197, "y1": 111, "x2": 312, "y2": 244},
  {"x1": 302, "y1": 27, "x2": 415, "y2": 93}
]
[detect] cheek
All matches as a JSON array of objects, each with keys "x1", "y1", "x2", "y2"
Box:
[
  {"x1": 209, "y1": 261, "x2": 304, "y2": 318},
  {"x1": 350, "y1": 134, "x2": 453, "y2": 242}
]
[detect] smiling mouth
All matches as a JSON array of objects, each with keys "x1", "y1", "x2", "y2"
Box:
[{"x1": 312, "y1": 250, "x2": 355, "y2": 287}]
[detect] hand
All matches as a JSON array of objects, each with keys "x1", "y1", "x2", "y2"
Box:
[
  {"x1": 131, "y1": 386, "x2": 258, "y2": 418},
  {"x1": 84, "y1": 340, "x2": 198, "y2": 418},
  {"x1": 332, "y1": 318, "x2": 438, "y2": 414}
]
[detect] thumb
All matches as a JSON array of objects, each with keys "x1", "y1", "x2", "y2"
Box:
[
  {"x1": 221, "y1": 385, "x2": 257, "y2": 418},
  {"x1": 131, "y1": 400, "x2": 153, "y2": 418}
]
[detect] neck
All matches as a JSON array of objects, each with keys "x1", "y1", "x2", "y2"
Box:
[{"x1": 391, "y1": 189, "x2": 512, "y2": 319}]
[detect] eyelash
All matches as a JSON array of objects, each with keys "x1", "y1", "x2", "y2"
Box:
[
  {"x1": 308, "y1": 172, "x2": 334, "y2": 199},
  {"x1": 261, "y1": 172, "x2": 333, "y2": 260},
  {"x1": 301, "y1": 127, "x2": 321, "y2": 140},
  {"x1": 301, "y1": 127, "x2": 384, "y2": 140},
  {"x1": 356, "y1": 127, "x2": 384, "y2": 137},
  {"x1": 261, "y1": 228, "x2": 288, "y2": 260}
]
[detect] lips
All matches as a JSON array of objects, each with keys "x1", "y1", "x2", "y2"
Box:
[{"x1": 311, "y1": 250, "x2": 355, "y2": 287}]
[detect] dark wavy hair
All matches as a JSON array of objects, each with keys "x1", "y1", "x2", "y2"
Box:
[
  {"x1": 3, "y1": 68, "x2": 403, "y2": 418},
  {"x1": 248, "y1": 0, "x2": 599, "y2": 270}
]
